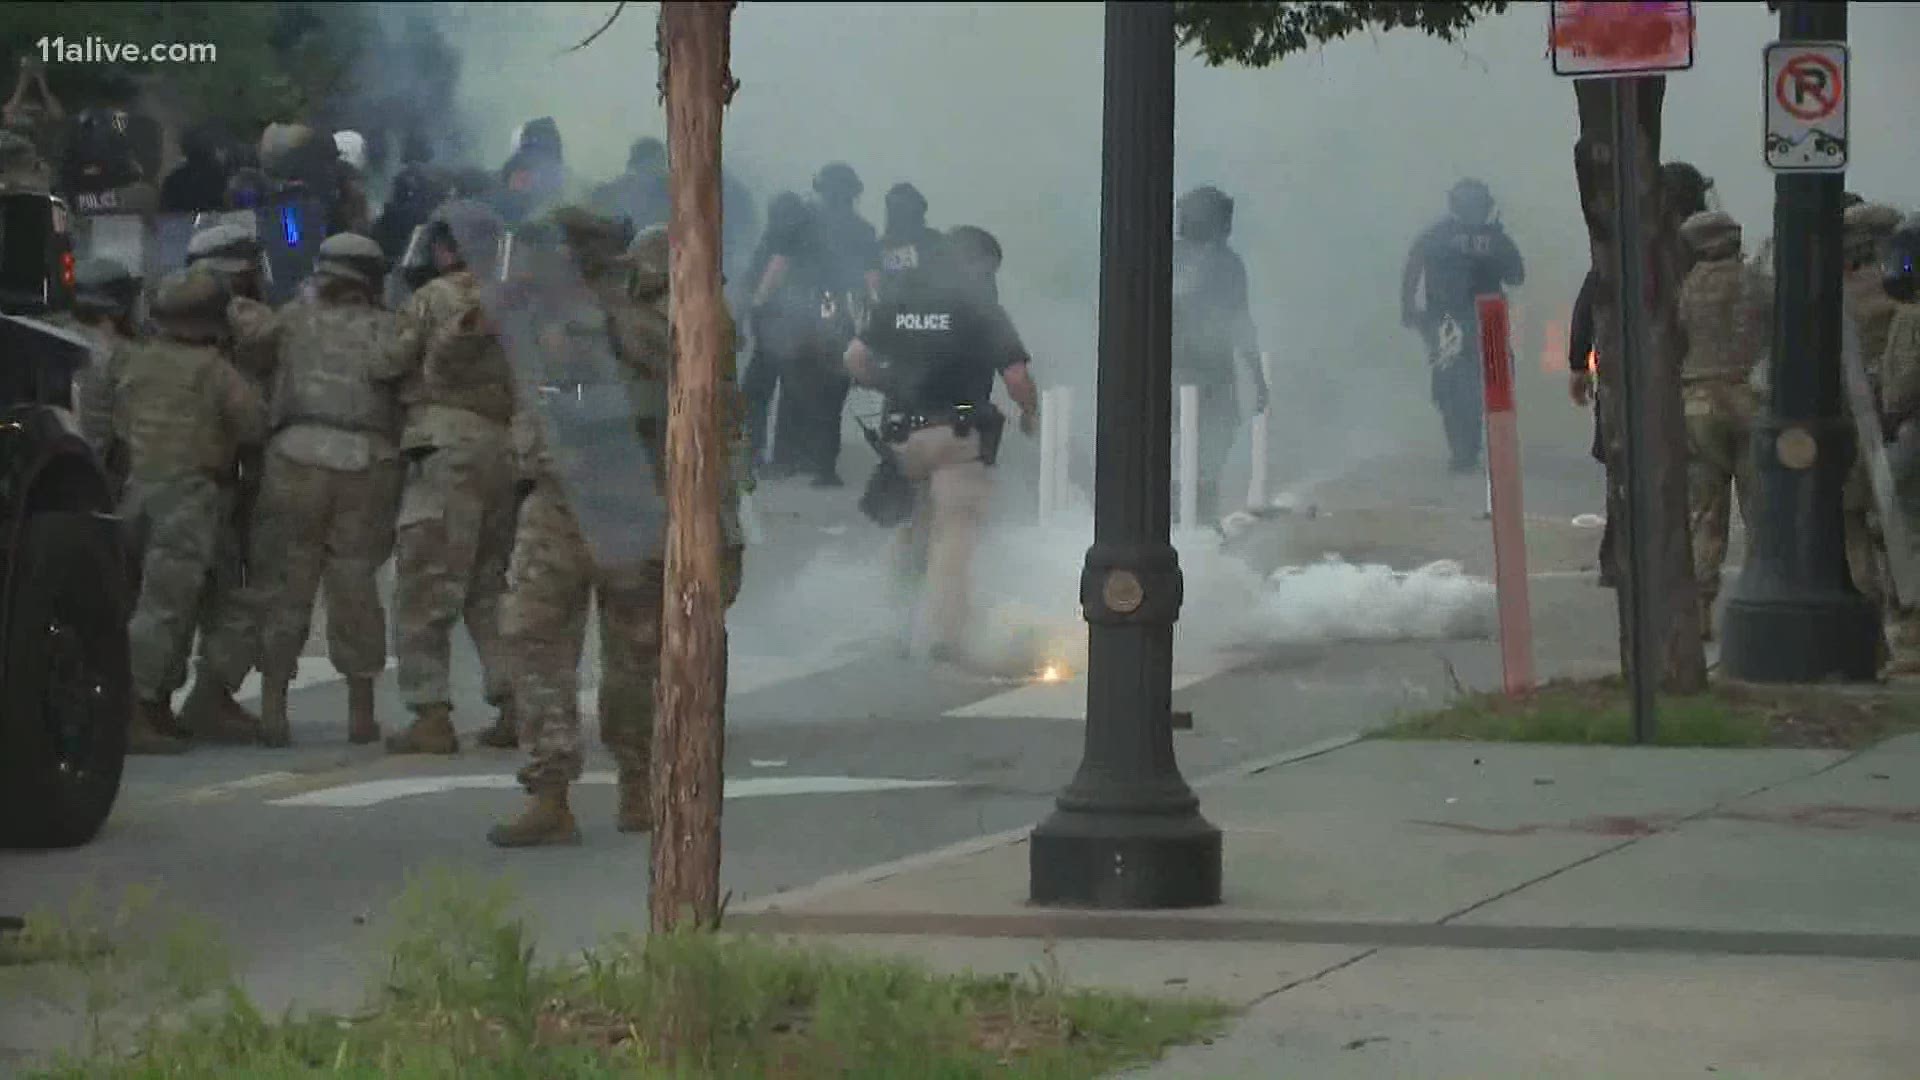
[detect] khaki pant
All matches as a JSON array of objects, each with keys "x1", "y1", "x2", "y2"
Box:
[
  {"x1": 891, "y1": 425, "x2": 992, "y2": 654},
  {"x1": 1684, "y1": 380, "x2": 1757, "y2": 606}
]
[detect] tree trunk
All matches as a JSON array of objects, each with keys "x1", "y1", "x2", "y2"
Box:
[
  {"x1": 1573, "y1": 76, "x2": 1708, "y2": 695},
  {"x1": 650, "y1": 0, "x2": 736, "y2": 935}
]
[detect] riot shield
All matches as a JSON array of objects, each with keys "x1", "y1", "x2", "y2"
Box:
[
  {"x1": 1841, "y1": 297, "x2": 1920, "y2": 606},
  {"x1": 257, "y1": 195, "x2": 328, "y2": 304},
  {"x1": 443, "y1": 214, "x2": 669, "y2": 574}
]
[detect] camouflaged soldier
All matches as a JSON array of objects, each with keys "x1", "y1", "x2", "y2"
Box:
[
  {"x1": 1677, "y1": 211, "x2": 1771, "y2": 640},
  {"x1": 1873, "y1": 219, "x2": 1920, "y2": 672},
  {"x1": 490, "y1": 215, "x2": 748, "y2": 847},
  {"x1": 230, "y1": 233, "x2": 403, "y2": 747},
  {"x1": 113, "y1": 270, "x2": 267, "y2": 749},
  {"x1": 64, "y1": 257, "x2": 141, "y2": 476},
  {"x1": 175, "y1": 223, "x2": 278, "y2": 742},
  {"x1": 1841, "y1": 203, "x2": 1907, "y2": 622},
  {"x1": 372, "y1": 199, "x2": 519, "y2": 755}
]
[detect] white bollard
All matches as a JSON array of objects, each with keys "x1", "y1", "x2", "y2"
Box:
[
  {"x1": 1052, "y1": 387, "x2": 1073, "y2": 519},
  {"x1": 1247, "y1": 351, "x2": 1273, "y2": 511},
  {"x1": 1038, "y1": 387, "x2": 1059, "y2": 522},
  {"x1": 1179, "y1": 384, "x2": 1200, "y2": 534}
]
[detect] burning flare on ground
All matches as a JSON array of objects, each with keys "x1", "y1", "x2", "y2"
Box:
[{"x1": 1036, "y1": 661, "x2": 1070, "y2": 683}]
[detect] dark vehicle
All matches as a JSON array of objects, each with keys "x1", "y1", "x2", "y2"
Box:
[{"x1": 0, "y1": 190, "x2": 134, "y2": 849}]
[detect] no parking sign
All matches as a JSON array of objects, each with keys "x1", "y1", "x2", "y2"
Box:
[{"x1": 1764, "y1": 41, "x2": 1849, "y2": 172}]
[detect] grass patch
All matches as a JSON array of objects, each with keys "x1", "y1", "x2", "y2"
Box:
[
  {"x1": 5, "y1": 868, "x2": 1228, "y2": 1078},
  {"x1": 1380, "y1": 675, "x2": 1920, "y2": 749}
]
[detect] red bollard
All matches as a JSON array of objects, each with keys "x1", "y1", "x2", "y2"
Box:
[{"x1": 1478, "y1": 294, "x2": 1536, "y2": 696}]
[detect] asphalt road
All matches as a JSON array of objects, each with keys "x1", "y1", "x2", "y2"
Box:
[{"x1": 0, "y1": 423, "x2": 1620, "y2": 1064}]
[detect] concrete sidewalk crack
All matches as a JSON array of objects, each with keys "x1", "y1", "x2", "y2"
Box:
[
  {"x1": 1435, "y1": 746, "x2": 1874, "y2": 926},
  {"x1": 1246, "y1": 947, "x2": 1380, "y2": 1007}
]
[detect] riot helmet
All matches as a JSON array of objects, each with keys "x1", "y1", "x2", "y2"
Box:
[
  {"x1": 1884, "y1": 217, "x2": 1920, "y2": 304},
  {"x1": 884, "y1": 182, "x2": 928, "y2": 236},
  {"x1": 813, "y1": 162, "x2": 862, "y2": 206},
  {"x1": 1447, "y1": 178, "x2": 1494, "y2": 227},
  {"x1": 314, "y1": 232, "x2": 385, "y2": 290},
  {"x1": 426, "y1": 198, "x2": 505, "y2": 276},
  {"x1": 512, "y1": 117, "x2": 563, "y2": 161},
  {"x1": 1176, "y1": 186, "x2": 1234, "y2": 243},
  {"x1": 628, "y1": 137, "x2": 666, "y2": 176},
  {"x1": 1661, "y1": 162, "x2": 1712, "y2": 221},
  {"x1": 333, "y1": 130, "x2": 368, "y2": 174},
  {"x1": 64, "y1": 107, "x2": 143, "y2": 191}
]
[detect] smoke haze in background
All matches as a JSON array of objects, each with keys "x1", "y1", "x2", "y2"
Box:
[{"x1": 420, "y1": 2, "x2": 1919, "y2": 669}]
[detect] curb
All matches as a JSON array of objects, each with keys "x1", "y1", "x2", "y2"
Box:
[{"x1": 731, "y1": 733, "x2": 1363, "y2": 916}]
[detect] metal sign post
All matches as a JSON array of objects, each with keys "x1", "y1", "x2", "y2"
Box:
[{"x1": 1550, "y1": 0, "x2": 1696, "y2": 744}]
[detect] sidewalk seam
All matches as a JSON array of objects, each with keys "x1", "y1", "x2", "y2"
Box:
[
  {"x1": 1246, "y1": 946, "x2": 1379, "y2": 1007},
  {"x1": 1434, "y1": 744, "x2": 1873, "y2": 926},
  {"x1": 733, "y1": 733, "x2": 1365, "y2": 915}
]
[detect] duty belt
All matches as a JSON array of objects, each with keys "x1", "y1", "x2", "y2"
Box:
[{"x1": 881, "y1": 403, "x2": 1006, "y2": 466}]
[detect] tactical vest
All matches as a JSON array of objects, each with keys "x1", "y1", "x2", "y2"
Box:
[
  {"x1": 116, "y1": 337, "x2": 241, "y2": 477},
  {"x1": 1678, "y1": 258, "x2": 1768, "y2": 383},
  {"x1": 269, "y1": 298, "x2": 402, "y2": 440},
  {"x1": 400, "y1": 272, "x2": 517, "y2": 430}
]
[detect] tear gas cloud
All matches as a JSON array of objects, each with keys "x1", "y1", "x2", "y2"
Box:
[{"x1": 414, "y1": 2, "x2": 1919, "y2": 668}]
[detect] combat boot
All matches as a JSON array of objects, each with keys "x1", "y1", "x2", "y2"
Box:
[
  {"x1": 616, "y1": 769, "x2": 653, "y2": 833},
  {"x1": 128, "y1": 701, "x2": 188, "y2": 756},
  {"x1": 487, "y1": 782, "x2": 582, "y2": 847},
  {"x1": 258, "y1": 677, "x2": 292, "y2": 749},
  {"x1": 179, "y1": 670, "x2": 260, "y2": 745},
  {"x1": 476, "y1": 701, "x2": 518, "y2": 749},
  {"x1": 383, "y1": 703, "x2": 459, "y2": 755},
  {"x1": 346, "y1": 677, "x2": 379, "y2": 745}
]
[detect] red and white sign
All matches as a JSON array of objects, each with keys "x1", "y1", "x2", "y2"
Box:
[
  {"x1": 1477, "y1": 294, "x2": 1535, "y2": 697},
  {"x1": 1764, "y1": 42, "x2": 1848, "y2": 173},
  {"x1": 1549, "y1": 1, "x2": 1695, "y2": 79}
]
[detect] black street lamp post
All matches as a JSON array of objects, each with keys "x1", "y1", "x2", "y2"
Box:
[
  {"x1": 1720, "y1": 0, "x2": 1880, "y2": 682},
  {"x1": 1028, "y1": 0, "x2": 1223, "y2": 910}
]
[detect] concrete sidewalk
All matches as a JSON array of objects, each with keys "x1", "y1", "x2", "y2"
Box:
[{"x1": 734, "y1": 735, "x2": 1920, "y2": 1078}]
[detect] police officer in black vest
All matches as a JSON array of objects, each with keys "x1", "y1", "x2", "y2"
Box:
[{"x1": 844, "y1": 226, "x2": 1040, "y2": 664}]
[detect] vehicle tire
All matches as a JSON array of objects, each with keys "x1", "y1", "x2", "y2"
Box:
[{"x1": 0, "y1": 511, "x2": 131, "y2": 849}]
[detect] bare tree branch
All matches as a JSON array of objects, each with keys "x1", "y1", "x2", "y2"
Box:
[{"x1": 561, "y1": 1, "x2": 628, "y2": 56}]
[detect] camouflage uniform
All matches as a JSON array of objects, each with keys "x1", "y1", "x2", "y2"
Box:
[
  {"x1": 374, "y1": 202, "x2": 519, "y2": 754},
  {"x1": 113, "y1": 271, "x2": 267, "y2": 740},
  {"x1": 236, "y1": 233, "x2": 403, "y2": 747},
  {"x1": 176, "y1": 226, "x2": 278, "y2": 741},
  {"x1": 1840, "y1": 204, "x2": 1906, "y2": 621},
  {"x1": 489, "y1": 213, "x2": 748, "y2": 848},
  {"x1": 1677, "y1": 211, "x2": 1772, "y2": 640},
  {"x1": 1876, "y1": 299, "x2": 1920, "y2": 668}
]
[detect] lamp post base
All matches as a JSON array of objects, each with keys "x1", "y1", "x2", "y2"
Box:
[
  {"x1": 1719, "y1": 591, "x2": 1879, "y2": 683},
  {"x1": 1029, "y1": 808, "x2": 1222, "y2": 909}
]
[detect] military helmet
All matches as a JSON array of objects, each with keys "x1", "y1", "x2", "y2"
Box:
[
  {"x1": 147, "y1": 267, "x2": 229, "y2": 338},
  {"x1": 628, "y1": 136, "x2": 666, "y2": 174},
  {"x1": 187, "y1": 222, "x2": 262, "y2": 274},
  {"x1": 1843, "y1": 202, "x2": 1903, "y2": 264},
  {"x1": 1884, "y1": 216, "x2": 1920, "y2": 303},
  {"x1": 72, "y1": 257, "x2": 138, "y2": 317},
  {"x1": 1177, "y1": 186, "x2": 1234, "y2": 242},
  {"x1": 629, "y1": 224, "x2": 670, "y2": 298},
  {"x1": 258, "y1": 122, "x2": 318, "y2": 178},
  {"x1": 813, "y1": 162, "x2": 862, "y2": 201},
  {"x1": 315, "y1": 232, "x2": 385, "y2": 288},
  {"x1": 1448, "y1": 178, "x2": 1495, "y2": 226},
  {"x1": 1680, "y1": 210, "x2": 1742, "y2": 260}
]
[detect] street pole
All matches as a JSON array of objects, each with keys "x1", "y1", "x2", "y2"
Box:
[
  {"x1": 1720, "y1": 0, "x2": 1880, "y2": 683},
  {"x1": 1029, "y1": 0, "x2": 1222, "y2": 910},
  {"x1": 1610, "y1": 76, "x2": 1658, "y2": 743}
]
